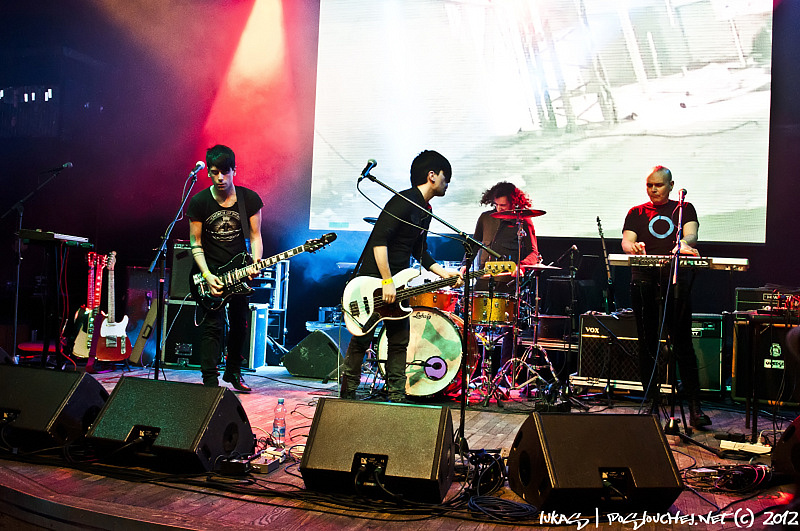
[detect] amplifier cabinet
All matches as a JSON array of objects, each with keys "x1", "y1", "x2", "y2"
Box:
[
  {"x1": 691, "y1": 314, "x2": 724, "y2": 393},
  {"x1": 161, "y1": 300, "x2": 269, "y2": 370},
  {"x1": 162, "y1": 300, "x2": 201, "y2": 368},
  {"x1": 576, "y1": 312, "x2": 665, "y2": 392},
  {"x1": 732, "y1": 320, "x2": 800, "y2": 405},
  {"x1": 735, "y1": 287, "x2": 793, "y2": 312},
  {"x1": 575, "y1": 313, "x2": 722, "y2": 393}
]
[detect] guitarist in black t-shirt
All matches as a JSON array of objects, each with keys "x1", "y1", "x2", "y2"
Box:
[{"x1": 186, "y1": 144, "x2": 263, "y2": 392}]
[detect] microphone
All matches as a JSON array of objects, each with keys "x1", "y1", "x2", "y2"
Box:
[
  {"x1": 360, "y1": 159, "x2": 377, "y2": 180},
  {"x1": 189, "y1": 161, "x2": 205, "y2": 178},
  {"x1": 679, "y1": 189, "x2": 687, "y2": 201},
  {"x1": 40, "y1": 162, "x2": 73, "y2": 173}
]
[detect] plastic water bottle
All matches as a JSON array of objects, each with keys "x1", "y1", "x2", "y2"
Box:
[{"x1": 272, "y1": 398, "x2": 287, "y2": 447}]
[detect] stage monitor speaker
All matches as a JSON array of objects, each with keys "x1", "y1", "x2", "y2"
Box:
[
  {"x1": 507, "y1": 413, "x2": 683, "y2": 513},
  {"x1": 0, "y1": 366, "x2": 108, "y2": 448},
  {"x1": 732, "y1": 320, "x2": 800, "y2": 405},
  {"x1": 87, "y1": 377, "x2": 254, "y2": 473},
  {"x1": 300, "y1": 398, "x2": 454, "y2": 503},
  {"x1": 169, "y1": 240, "x2": 193, "y2": 299},
  {"x1": 283, "y1": 330, "x2": 343, "y2": 379}
]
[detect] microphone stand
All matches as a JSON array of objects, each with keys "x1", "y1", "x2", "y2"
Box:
[
  {"x1": 663, "y1": 193, "x2": 689, "y2": 434},
  {"x1": 2, "y1": 167, "x2": 71, "y2": 366},
  {"x1": 360, "y1": 172, "x2": 500, "y2": 455},
  {"x1": 147, "y1": 171, "x2": 200, "y2": 380}
]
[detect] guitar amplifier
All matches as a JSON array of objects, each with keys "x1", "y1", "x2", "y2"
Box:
[
  {"x1": 574, "y1": 312, "x2": 722, "y2": 393},
  {"x1": 169, "y1": 240, "x2": 194, "y2": 300},
  {"x1": 574, "y1": 312, "x2": 667, "y2": 392},
  {"x1": 162, "y1": 300, "x2": 201, "y2": 368},
  {"x1": 161, "y1": 300, "x2": 271, "y2": 370},
  {"x1": 732, "y1": 318, "x2": 800, "y2": 405},
  {"x1": 735, "y1": 287, "x2": 797, "y2": 312}
]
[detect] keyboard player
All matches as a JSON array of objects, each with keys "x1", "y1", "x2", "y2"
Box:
[{"x1": 621, "y1": 165, "x2": 711, "y2": 428}]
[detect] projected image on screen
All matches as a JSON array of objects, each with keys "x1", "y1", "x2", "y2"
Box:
[{"x1": 310, "y1": 0, "x2": 771, "y2": 243}]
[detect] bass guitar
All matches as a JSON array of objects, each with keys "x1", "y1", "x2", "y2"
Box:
[
  {"x1": 342, "y1": 261, "x2": 516, "y2": 336},
  {"x1": 190, "y1": 233, "x2": 337, "y2": 311},
  {"x1": 596, "y1": 216, "x2": 616, "y2": 313},
  {"x1": 73, "y1": 252, "x2": 107, "y2": 359},
  {"x1": 96, "y1": 251, "x2": 132, "y2": 361}
]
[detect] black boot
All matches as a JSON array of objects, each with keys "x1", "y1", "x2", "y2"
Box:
[
  {"x1": 689, "y1": 399, "x2": 711, "y2": 428},
  {"x1": 222, "y1": 372, "x2": 252, "y2": 393}
]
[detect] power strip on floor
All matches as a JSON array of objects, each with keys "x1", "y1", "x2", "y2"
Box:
[{"x1": 719, "y1": 440, "x2": 772, "y2": 454}]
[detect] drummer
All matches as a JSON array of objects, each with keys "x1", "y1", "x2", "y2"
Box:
[{"x1": 463, "y1": 181, "x2": 542, "y2": 382}]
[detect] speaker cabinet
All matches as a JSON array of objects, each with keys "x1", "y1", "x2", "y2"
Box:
[
  {"x1": 300, "y1": 398, "x2": 455, "y2": 503},
  {"x1": 507, "y1": 413, "x2": 682, "y2": 513},
  {"x1": 0, "y1": 366, "x2": 108, "y2": 448},
  {"x1": 169, "y1": 240, "x2": 193, "y2": 299},
  {"x1": 87, "y1": 377, "x2": 253, "y2": 472},
  {"x1": 576, "y1": 313, "x2": 722, "y2": 393},
  {"x1": 161, "y1": 300, "x2": 201, "y2": 367},
  {"x1": 691, "y1": 314, "x2": 723, "y2": 393},
  {"x1": 732, "y1": 320, "x2": 800, "y2": 405},
  {"x1": 283, "y1": 330, "x2": 343, "y2": 379},
  {"x1": 576, "y1": 313, "x2": 666, "y2": 391}
]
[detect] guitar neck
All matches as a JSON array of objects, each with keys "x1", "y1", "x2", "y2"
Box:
[
  {"x1": 229, "y1": 244, "x2": 306, "y2": 281},
  {"x1": 396, "y1": 268, "x2": 490, "y2": 300},
  {"x1": 107, "y1": 268, "x2": 116, "y2": 323}
]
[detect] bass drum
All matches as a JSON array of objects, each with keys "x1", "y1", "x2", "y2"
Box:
[{"x1": 377, "y1": 307, "x2": 478, "y2": 397}]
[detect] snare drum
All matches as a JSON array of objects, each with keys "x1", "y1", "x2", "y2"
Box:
[
  {"x1": 377, "y1": 307, "x2": 477, "y2": 397},
  {"x1": 407, "y1": 289, "x2": 458, "y2": 313},
  {"x1": 470, "y1": 292, "x2": 517, "y2": 325}
]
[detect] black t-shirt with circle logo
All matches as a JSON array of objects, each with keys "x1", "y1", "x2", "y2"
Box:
[{"x1": 623, "y1": 199, "x2": 698, "y2": 281}]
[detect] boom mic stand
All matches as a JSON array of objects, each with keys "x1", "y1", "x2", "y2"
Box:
[
  {"x1": 147, "y1": 165, "x2": 202, "y2": 380},
  {"x1": 359, "y1": 170, "x2": 500, "y2": 455},
  {"x1": 662, "y1": 191, "x2": 690, "y2": 434}
]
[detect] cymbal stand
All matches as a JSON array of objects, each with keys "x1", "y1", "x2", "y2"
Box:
[{"x1": 482, "y1": 268, "x2": 549, "y2": 406}]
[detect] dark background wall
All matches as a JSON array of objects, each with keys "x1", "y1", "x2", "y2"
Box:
[{"x1": 0, "y1": 0, "x2": 797, "y2": 354}]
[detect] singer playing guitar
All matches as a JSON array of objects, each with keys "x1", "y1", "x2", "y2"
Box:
[
  {"x1": 187, "y1": 144, "x2": 262, "y2": 393},
  {"x1": 340, "y1": 150, "x2": 462, "y2": 403},
  {"x1": 621, "y1": 165, "x2": 710, "y2": 428}
]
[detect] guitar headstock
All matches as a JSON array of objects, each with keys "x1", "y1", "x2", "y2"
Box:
[
  {"x1": 596, "y1": 216, "x2": 604, "y2": 237},
  {"x1": 107, "y1": 251, "x2": 117, "y2": 271},
  {"x1": 484, "y1": 261, "x2": 516, "y2": 276},
  {"x1": 304, "y1": 232, "x2": 338, "y2": 253}
]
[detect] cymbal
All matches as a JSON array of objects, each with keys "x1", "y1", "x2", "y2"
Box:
[
  {"x1": 491, "y1": 208, "x2": 546, "y2": 220},
  {"x1": 363, "y1": 217, "x2": 378, "y2": 225}
]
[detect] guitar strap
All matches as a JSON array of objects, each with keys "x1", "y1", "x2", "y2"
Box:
[{"x1": 235, "y1": 186, "x2": 252, "y2": 254}]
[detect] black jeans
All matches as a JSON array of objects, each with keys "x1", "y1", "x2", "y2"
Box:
[
  {"x1": 341, "y1": 318, "x2": 410, "y2": 400},
  {"x1": 630, "y1": 271, "x2": 700, "y2": 400},
  {"x1": 196, "y1": 295, "x2": 250, "y2": 381}
]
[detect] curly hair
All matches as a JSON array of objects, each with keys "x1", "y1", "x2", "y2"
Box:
[{"x1": 479, "y1": 181, "x2": 531, "y2": 209}]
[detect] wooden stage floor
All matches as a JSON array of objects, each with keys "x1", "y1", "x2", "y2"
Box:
[{"x1": 1, "y1": 364, "x2": 798, "y2": 530}]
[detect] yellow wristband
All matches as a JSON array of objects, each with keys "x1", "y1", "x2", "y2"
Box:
[
  {"x1": 382, "y1": 278, "x2": 393, "y2": 285},
  {"x1": 202, "y1": 271, "x2": 211, "y2": 279}
]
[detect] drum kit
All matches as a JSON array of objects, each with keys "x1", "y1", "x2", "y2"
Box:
[{"x1": 365, "y1": 208, "x2": 574, "y2": 406}]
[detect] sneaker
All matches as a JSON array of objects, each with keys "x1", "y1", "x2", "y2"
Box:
[{"x1": 222, "y1": 372, "x2": 252, "y2": 393}]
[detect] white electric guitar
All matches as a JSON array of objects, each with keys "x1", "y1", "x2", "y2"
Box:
[{"x1": 342, "y1": 261, "x2": 516, "y2": 336}]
